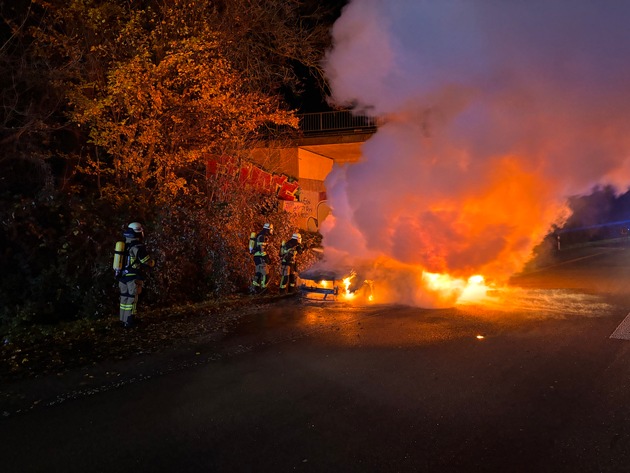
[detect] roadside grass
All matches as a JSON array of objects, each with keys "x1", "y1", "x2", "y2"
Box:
[{"x1": 0, "y1": 294, "x2": 281, "y2": 381}]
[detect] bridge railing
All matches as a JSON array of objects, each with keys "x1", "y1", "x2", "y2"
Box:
[{"x1": 298, "y1": 110, "x2": 383, "y2": 136}]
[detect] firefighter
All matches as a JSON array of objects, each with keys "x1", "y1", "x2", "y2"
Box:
[
  {"x1": 250, "y1": 222, "x2": 274, "y2": 294},
  {"x1": 279, "y1": 233, "x2": 303, "y2": 294},
  {"x1": 118, "y1": 222, "x2": 154, "y2": 328}
]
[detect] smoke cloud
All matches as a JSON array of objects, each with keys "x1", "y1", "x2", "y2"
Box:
[{"x1": 319, "y1": 0, "x2": 630, "y2": 306}]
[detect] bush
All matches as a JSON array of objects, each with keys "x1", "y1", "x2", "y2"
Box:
[
  {"x1": 146, "y1": 188, "x2": 297, "y2": 304},
  {"x1": 0, "y1": 190, "x2": 117, "y2": 327},
  {"x1": 0, "y1": 178, "x2": 316, "y2": 330}
]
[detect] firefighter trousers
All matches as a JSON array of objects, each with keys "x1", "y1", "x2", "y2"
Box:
[
  {"x1": 252, "y1": 257, "x2": 269, "y2": 290},
  {"x1": 280, "y1": 262, "x2": 298, "y2": 292},
  {"x1": 119, "y1": 279, "x2": 143, "y2": 325}
]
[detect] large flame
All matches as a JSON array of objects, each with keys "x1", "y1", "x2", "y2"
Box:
[
  {"x1": 330, "y1": 258, "x2": 492, "y2": 307},
  {"x1": 315, "y1": 0, "x2": 630, "y2": 307}
]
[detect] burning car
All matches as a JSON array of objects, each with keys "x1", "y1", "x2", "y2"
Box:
[{"x1": 299, "y1": 268, "x2": 373, "y2": 302}]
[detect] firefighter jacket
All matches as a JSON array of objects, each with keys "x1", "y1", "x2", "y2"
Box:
[
  {"x1": 280, "y1": 238, "x2": 303, "y2": 265},
  {"x1": 253, "y1": 229, "x2": 272, "y2": 258},
  {"x1": 120, "y1": 239, "x2": 154, "y2": 281}
]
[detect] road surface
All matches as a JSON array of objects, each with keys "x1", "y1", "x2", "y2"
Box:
[{"x1": 3, "y1": 246, "x2": 630, "y2": 472}]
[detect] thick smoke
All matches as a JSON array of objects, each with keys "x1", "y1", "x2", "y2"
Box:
[{"x1": 319, "y1": 0, "x2": 630, "y2": 306}]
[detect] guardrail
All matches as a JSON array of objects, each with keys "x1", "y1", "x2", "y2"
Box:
[{"x1": 298, "y1": 110, "x2": 383, "y2": 135}]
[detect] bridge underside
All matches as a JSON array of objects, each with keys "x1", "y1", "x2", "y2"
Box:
[
  {"x1": 247, "y1": 130, "x2": 375, "y2": 232},
  {"x1": 297, "y1": 133, "x2": 372, "y2": 165}
]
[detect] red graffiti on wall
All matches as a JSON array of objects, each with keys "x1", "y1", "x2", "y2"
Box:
[{"x1": 206, "y1": 155, "x2": 300, "y2": 201}]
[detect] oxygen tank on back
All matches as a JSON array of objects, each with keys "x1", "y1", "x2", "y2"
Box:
[
  {"x1": 248, "y1": 232, "x2": 257, "y2": 254},
  {"x1": 113, "y1": 241, "x2": 125, "y2": 275}
]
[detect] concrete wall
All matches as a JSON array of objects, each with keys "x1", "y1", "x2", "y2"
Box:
[
  {"x1": 248, "y1": 145, "x2": 339, "y2": 231},
  {"x1": 298, "y1": 148, "x2": 333, "y2": 181},
  {"x1": 249, "y1": 147, "x2": 299, "y2": 179}
]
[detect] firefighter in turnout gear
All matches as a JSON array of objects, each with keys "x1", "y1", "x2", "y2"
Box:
[
  {"x1": 117, "y1": 222, "x2": 154, "y2": 328},
  {"x1": 250, "y1": 223, "x2": 274, "y2": 294},
  {"x1": 279, "y1": 233, "x2": 303, "y2": 294}
]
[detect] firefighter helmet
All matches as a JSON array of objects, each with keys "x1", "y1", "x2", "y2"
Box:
[
  {"x1": 263, "y1": 223, "x2": 274, "y2": 235},
  {"x1": 122, "y1": 227, "x2": 137, "y2": 239},
  {"x1": 126, "y1": 222, "x2": 144, "y2": 239},
  {"x1": 291, "y1": 233, "x2": 302, "y2": 244}
]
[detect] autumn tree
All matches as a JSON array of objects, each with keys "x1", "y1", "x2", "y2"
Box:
[
  {"x1": 0, "y1": 0, "x2": 337, "y2": 328},
  {"x1": 0, "y1": 0, "x2": 72, "y2": 196},
  {"x1": 31, "y1": 0, "x2": 332, "y2": 205}
]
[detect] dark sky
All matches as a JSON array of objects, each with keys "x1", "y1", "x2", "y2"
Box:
[{"x1": 289, "y1": 0, "x2": 349, "y2": 113}]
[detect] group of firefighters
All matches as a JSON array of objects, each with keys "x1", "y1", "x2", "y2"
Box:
[
  {"x1": 249, "y1": 222, "x2": 304, "y2": 295},
  {"x1": 113, "y1": 221, "x2": 303, "y2": 328}
]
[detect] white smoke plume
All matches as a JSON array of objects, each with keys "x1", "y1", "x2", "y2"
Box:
[{"x1": 318, "y1": 0, "x2": 630, "y2": 306}]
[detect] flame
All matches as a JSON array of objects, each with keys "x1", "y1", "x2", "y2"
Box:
[
  {"x1": 458, "y1": 275, "x2": 491, "y2": 304},
  {"x1": 316, "y1": 1, "x2": 630, "y2": 307},
  {"x1": 422, "y1": 271, "x2": 491, "y2": 305},
  {"x1": 342, "y1": 273, "x2": 356, "y2": 300},
  {"x1": 332, "y1": 263, "x2": 492, "y2": 307}
]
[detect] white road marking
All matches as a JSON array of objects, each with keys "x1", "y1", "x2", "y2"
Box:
[{"x1": 610, "y1": 312, "x2": 630, "y2": 340}]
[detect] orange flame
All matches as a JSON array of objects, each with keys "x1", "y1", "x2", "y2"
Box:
[
  {"x1": 342, "y1": 272, "x2": 356, "y2": 300},
  {"x1": 334, "y1": 262, "x2": 492, "y2": 307}
]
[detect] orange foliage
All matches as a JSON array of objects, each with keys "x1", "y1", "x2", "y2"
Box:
[{"x1": 36, "y1": 0, "x2": 312, "y2": 203}]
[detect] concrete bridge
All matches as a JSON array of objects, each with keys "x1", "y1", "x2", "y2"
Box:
[
  {"x1": 248, "y1": 110, "x2": 381, "y2": 231},
  {"x1": 297, "y1": 110, "x2": 381, "y2": 164},
  {"x1": 288, "y1": 111, "x2": 381, "y2": 230}
]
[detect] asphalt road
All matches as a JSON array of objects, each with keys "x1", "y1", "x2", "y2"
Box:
[{"x1": 3, "y1": 247, "x2": 630, "y2": 472}]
